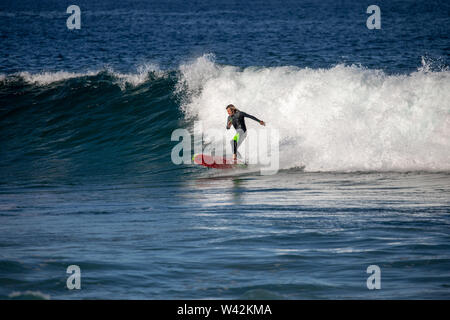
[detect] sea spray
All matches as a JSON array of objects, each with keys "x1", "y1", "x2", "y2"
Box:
[{"x1": 179, "y1": 55, "x2": 450, "y2": 172}]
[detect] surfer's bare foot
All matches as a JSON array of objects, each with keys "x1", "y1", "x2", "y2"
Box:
[{"x1": 233, "y1": 154, "x2": 237, "y2": 162}]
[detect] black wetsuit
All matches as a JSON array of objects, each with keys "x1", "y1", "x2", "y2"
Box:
[
  {"x1": 226, "y1": 111, "x2": 261, "y2": 132},
  {"x1": 226, "y1": 111, "x2": 261, "y2": 157}
]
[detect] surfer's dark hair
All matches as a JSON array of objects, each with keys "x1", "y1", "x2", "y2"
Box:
[{"x1": 226, "y1": 104, "x2": 238, "y2": 112}]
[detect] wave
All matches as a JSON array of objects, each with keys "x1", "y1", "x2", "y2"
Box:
[
  {"x1": 179, "y1": 55, "x2": 450, "y2": 172},
  {"x1": 1, "y1": 63, "x2": 165, "y2": 88},
  {"x1": 0, "y1": 55, "x2": 449, "y2": 181},
  {"x1": 0, "y1": 66, "x2": 181, "y2": 181}
]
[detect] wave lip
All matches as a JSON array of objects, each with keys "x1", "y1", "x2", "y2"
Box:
[
  {"x1": 8, "y1": 290, "x2": 51, "y2": 300},
  {"x1": 1, "y1": 63, "x2": 168, "y2": 88},
  {"x1": 16, "y1": 70, "x2": 100, "y2": 86}
]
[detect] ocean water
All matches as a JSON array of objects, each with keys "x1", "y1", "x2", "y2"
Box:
[{"x1": 0, "y1": 0, "x2": 449, "y2": 299}]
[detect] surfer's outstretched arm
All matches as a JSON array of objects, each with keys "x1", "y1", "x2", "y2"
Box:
[{"x1": 242, "y1": 112, "x2": 265, "y2": 126}]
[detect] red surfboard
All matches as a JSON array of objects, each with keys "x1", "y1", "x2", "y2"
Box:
[{"x1": 192, "y1": 154, "x2": 246, "y2": 169}]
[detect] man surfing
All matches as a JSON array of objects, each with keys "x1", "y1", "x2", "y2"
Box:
[{"x1": 226, "y1": 104, "x2": 265, "y2": 161}]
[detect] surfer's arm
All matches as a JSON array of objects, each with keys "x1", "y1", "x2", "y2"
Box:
[
  {"x1": 243, "y1": 112, "x2": 265, "y2": 126},
  {"x1": 226, "y1": 116, "x2": 232, "y2": 129}
]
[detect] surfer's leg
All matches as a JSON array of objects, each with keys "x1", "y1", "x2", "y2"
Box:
[
  {"x1": 234, "y1": 130, "x2": 247, "y2": 160},
  {"x1": 230, "y1": 135, "x2": 238, "y2": 160},
  {"x1": 231, "y1": 131, "x2": 241, "y2": 160}
]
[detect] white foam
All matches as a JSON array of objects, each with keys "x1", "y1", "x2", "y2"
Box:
[
  {"x1": 13, "y1": 63, "x2": 165, "y2": 88},
  {"x1": 112, "y1": 63, "x2": 166, "y2": 90},
  {"x1": 8, "y1": 290, "x2": 51, "y2": 300},
  {"x1": 17, "y1": 70, "x2": 99, "y2": 85},
  {"x1": 179, "y1": 55, "x2": 450, "y2": 172}
]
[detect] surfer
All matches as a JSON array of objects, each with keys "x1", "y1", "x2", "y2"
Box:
[{"x1": 226, "y1": 104, "x2": 265, "y2": 161}]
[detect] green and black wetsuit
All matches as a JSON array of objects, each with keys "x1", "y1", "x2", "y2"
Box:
[
  {"x1": 226, "y1": 111, "x2": 261, "y2": 157},
  {"x1": 226, "y1": 111, "x2": 261, "y2": 133}
]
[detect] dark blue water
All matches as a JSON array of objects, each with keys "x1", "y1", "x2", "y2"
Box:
[
  {"x1": 1, "y1": 0, "x2": 449, "y2": 73},
  {"x1": 0, "y1": 0, "x2": 449, "y2": 299}
]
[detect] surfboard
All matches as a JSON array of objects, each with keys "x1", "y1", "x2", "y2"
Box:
[{"x1": 192, "y1": 154, "x2": 247, "y2": 169}]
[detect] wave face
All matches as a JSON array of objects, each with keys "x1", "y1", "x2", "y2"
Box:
[
  {"x1": 0, "y1": 67, "x2": 182, "y2": 182},
  {"x1": 1, "y1": 56, "x2": 449, "y2": 182},
  {"x1": 180, "y1": 56, "x2": 450, "y2": 172}
]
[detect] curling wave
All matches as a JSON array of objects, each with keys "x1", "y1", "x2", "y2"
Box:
[
  {"x1": 0, "y1": 55, "x2": 449, "y2": 182},
  {"x1": 179, "y1": 55, "x2": 450, "y2": 172}
]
